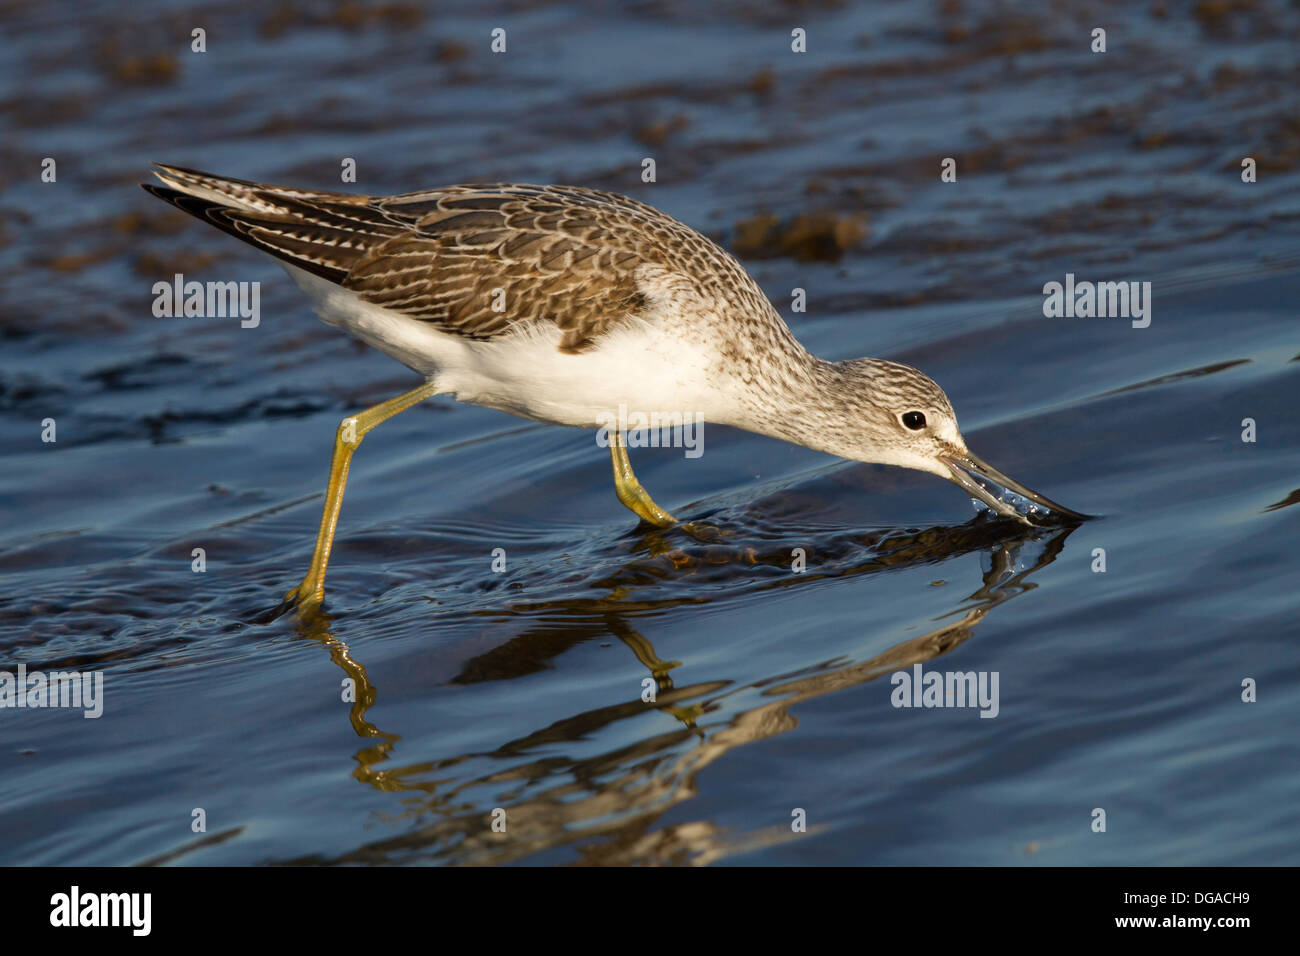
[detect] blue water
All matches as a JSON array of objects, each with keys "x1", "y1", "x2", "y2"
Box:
[{"x1": 1, "y1": 0, "x2": 1297, "y2": 865}]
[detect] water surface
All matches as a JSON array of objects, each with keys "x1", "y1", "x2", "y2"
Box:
[{"x1": 1, "y1": 0, "x2": 1298, "y2": 865}]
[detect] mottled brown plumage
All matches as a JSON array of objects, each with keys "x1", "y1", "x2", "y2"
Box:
[{"x1": 143, "y1": 168, "x2": 779, "y2": 355}]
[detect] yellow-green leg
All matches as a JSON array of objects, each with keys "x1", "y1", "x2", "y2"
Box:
[
  {"x1": 287, "y1": 379, "x2": 443, "y2": 614},
  {"x1": 609, "y1": 430, "x2": 677, "y2": 527}
]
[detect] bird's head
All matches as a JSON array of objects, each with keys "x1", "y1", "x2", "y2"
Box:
[{"x1": 813, "y1": 358, "x2": 1086, "y2": 524}]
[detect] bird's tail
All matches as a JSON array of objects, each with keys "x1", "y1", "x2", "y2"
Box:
[
  {"x1": 144, "y1": 163, "x2": 360, "y2": 214},
  {"x1": 139, "y1": 164, "x2": 397, "y2": 284}
]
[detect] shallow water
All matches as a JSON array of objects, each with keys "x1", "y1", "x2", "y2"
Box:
[{"x1": 1, "y1": 0, "x2": 1298, "y2": 865}]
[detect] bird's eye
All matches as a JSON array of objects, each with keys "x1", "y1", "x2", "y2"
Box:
[{"x1": 902, "y1": 411, "x2": 926, "y2": 430}]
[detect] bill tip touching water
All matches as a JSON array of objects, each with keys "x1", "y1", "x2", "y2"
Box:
[{"x1": 142, "y1": 162, "x2": 1087, "y2": 612}]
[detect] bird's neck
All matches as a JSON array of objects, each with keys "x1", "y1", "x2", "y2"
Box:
[{"x1": 726, "y1": 339, "x2": 865, "y2": 458}]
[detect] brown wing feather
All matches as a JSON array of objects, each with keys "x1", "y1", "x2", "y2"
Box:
[
  {"x1": 343, "y1": 186, "x2": 666, "y2": 352},
  {"x1": 145, "y1": 169, "x2": 760, "y2": 354}
]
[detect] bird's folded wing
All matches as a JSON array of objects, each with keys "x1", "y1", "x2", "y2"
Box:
[{"x1": 146, "y1": 169, "x2": 674, "y2": 353}]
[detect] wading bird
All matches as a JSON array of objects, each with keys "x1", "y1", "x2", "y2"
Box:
[{"x1": 143, "y1": 164, "x2": 1084, "y2": 613}]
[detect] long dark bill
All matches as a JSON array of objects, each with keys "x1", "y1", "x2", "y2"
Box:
[{"x1": 942, "y1": 451, "x2": 1089, "y2": 524}]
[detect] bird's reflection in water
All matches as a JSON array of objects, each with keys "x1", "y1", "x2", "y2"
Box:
[{"x1": 276, "y1": 517, "x2": 1078, "y2": 865}]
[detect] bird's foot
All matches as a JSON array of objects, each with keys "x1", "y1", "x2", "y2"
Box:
[
  {"x1": 282, "y1": 581, "x2": 325, "y2": 618},
  {"x1": 680, "y1": 519, "x2": 731, "y2": 542}
]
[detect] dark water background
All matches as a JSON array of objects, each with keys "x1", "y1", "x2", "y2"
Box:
[{"x1": 1, "y1": 0, "x2": 1297, "y2": 865}]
